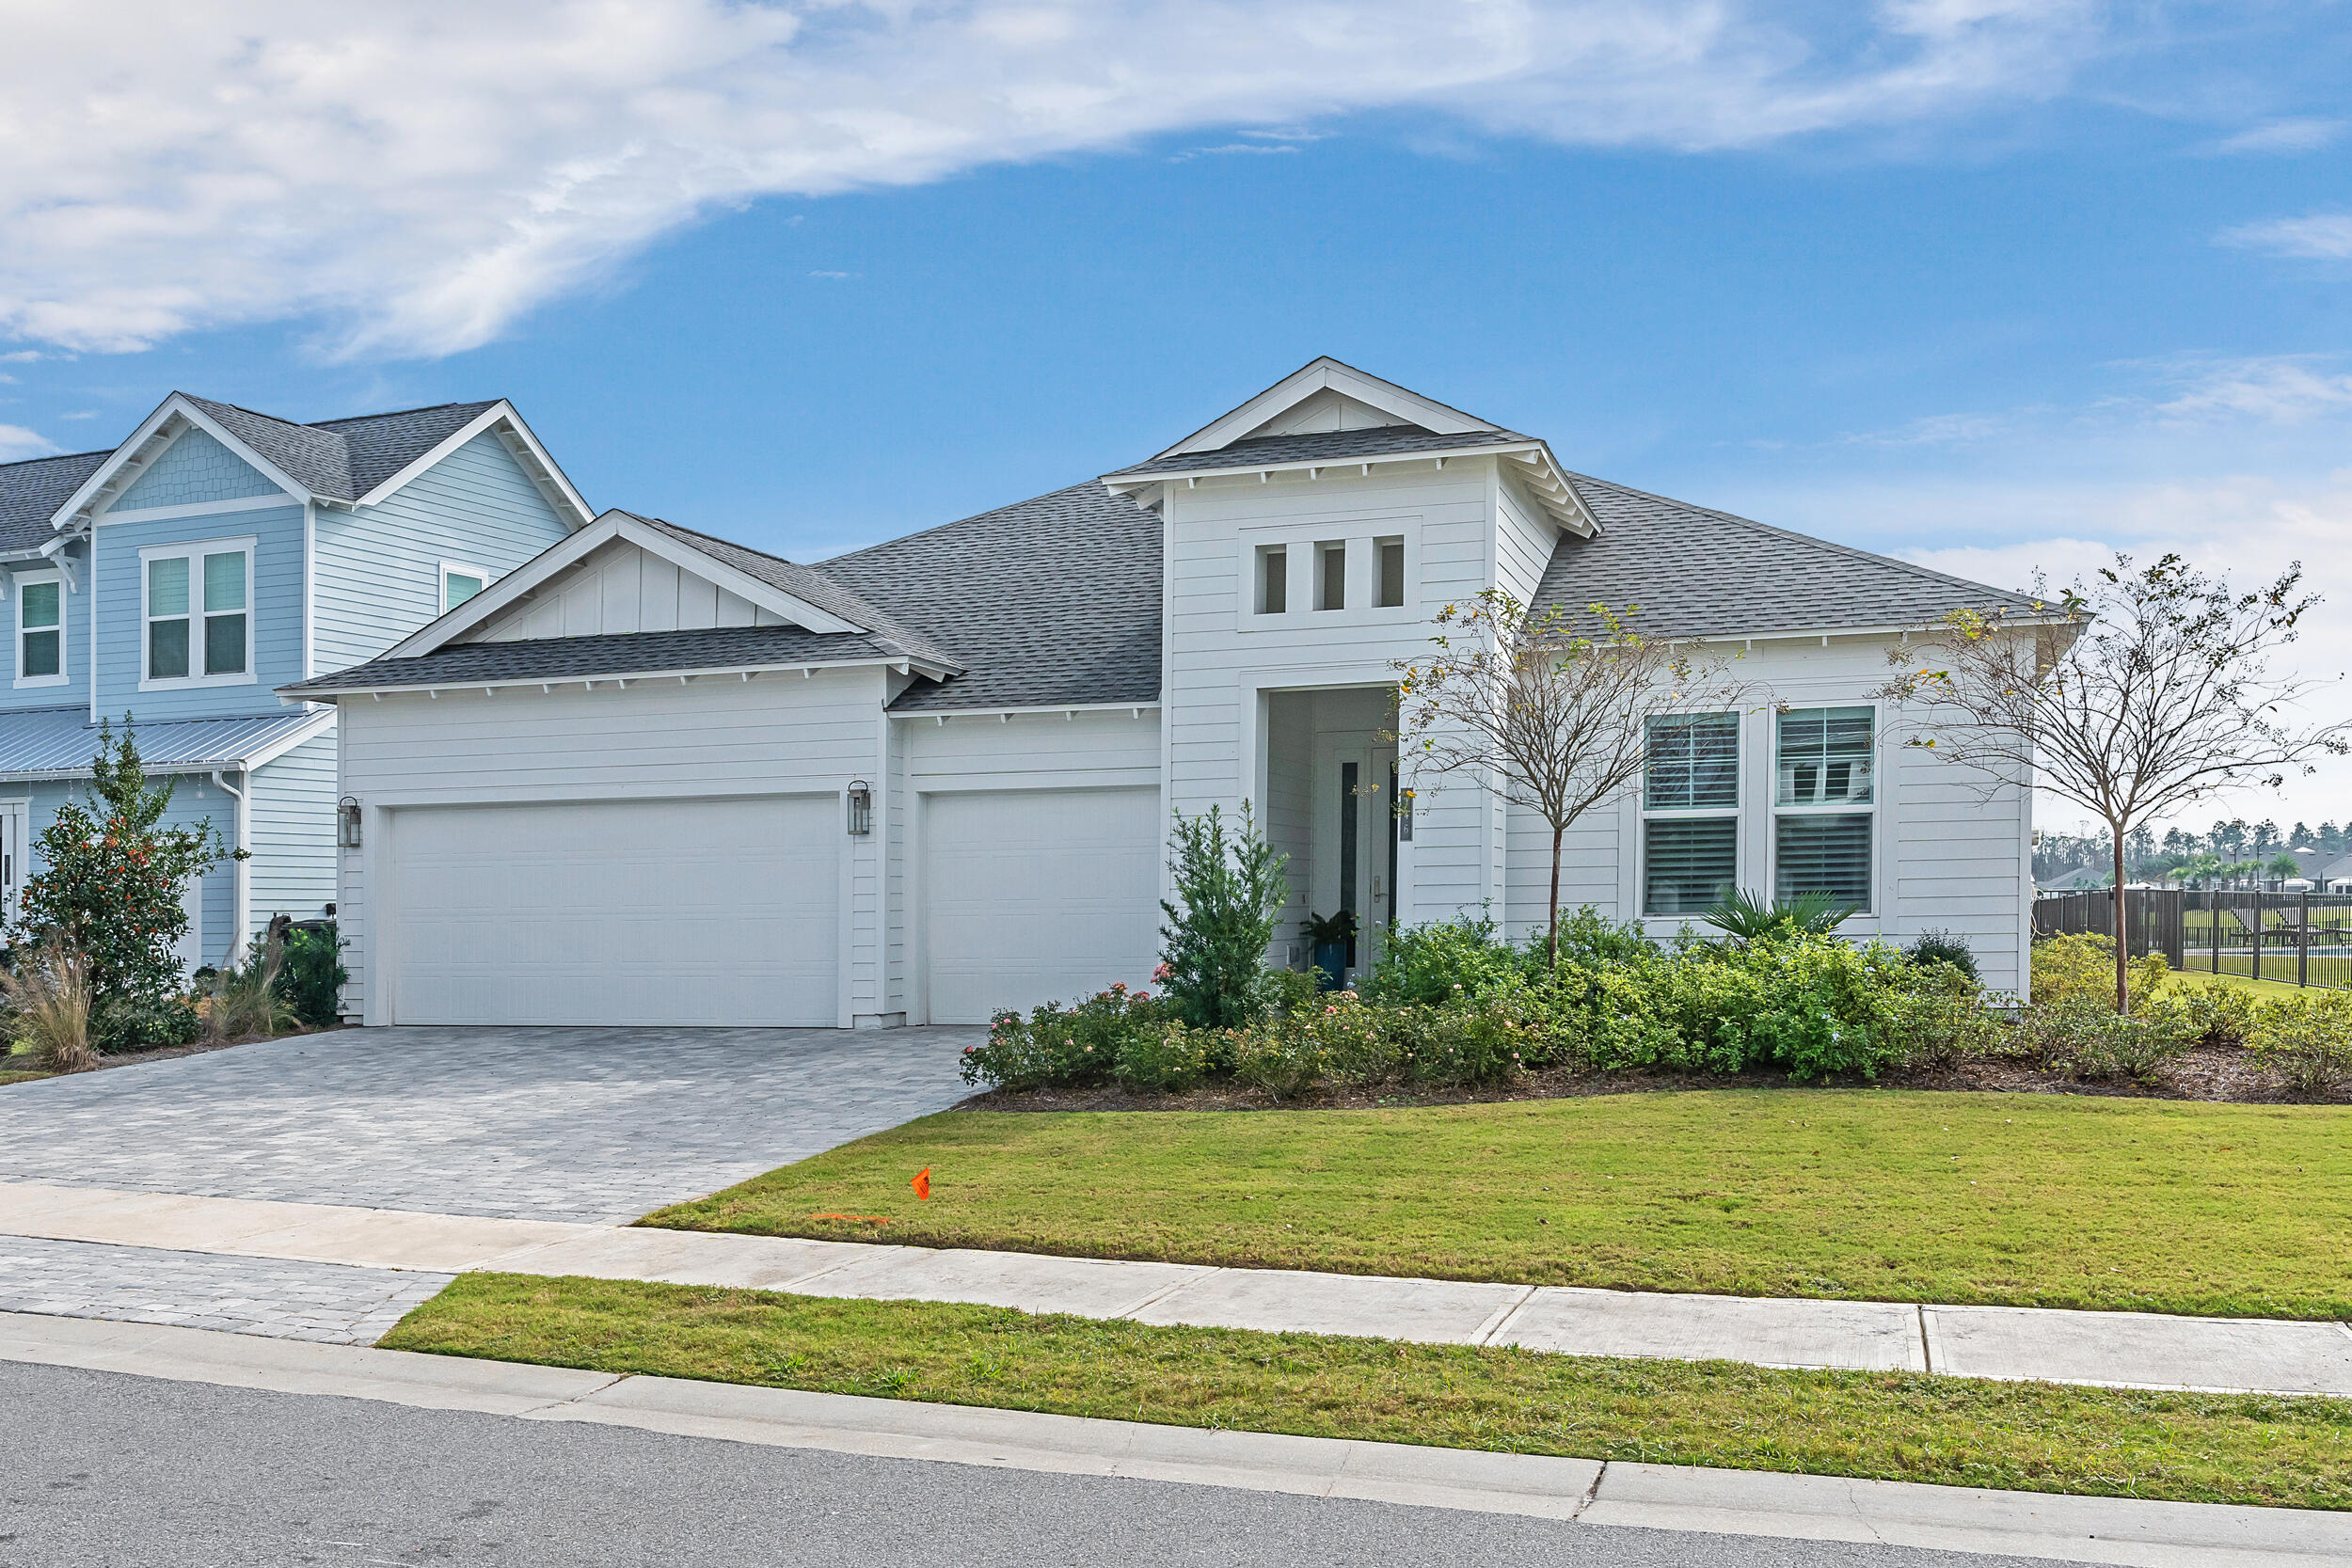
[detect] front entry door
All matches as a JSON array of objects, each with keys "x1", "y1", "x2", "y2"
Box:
[{"x1": 1314, "y1": 738, "x2": 1399, "y2": 980}]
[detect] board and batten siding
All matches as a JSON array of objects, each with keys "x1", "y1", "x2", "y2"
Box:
[
  {"x1": 335, "y1": 665, "x2": 890, "y2": 1025},
  {"x1": 471, "y1": 537, "x2": 787, "y2": 643},
  {"x1": 1162, "y1": 457, "x2": 1505, "y2": 931},
  {"x1": 110, "y1": 429, "x2": 285, "y2": 512},
  {"x1": 247, "y1": 729, "x2": 338, "y2": 925},
  {"x1": 311, "y1": 431, "x2": 572, "y2": 677},
  {"x1": 92, "y1": 501, "x2": 305, "y2": 721},
  {"x1": 893, "y1": 707, "x2": 1160, "y2": 1021},
  {"x1": 0, "y1": 543, "x2": 91, "y2": 714}
]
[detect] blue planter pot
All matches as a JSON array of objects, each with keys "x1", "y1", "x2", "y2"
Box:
[{"x1": 1312, "y1": 942, "x2": 1347, "y2": 990}]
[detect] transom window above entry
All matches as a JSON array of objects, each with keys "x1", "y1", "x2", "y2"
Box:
[{"x1": 141, "y1": 537, "x2": 254, "y2": 688}]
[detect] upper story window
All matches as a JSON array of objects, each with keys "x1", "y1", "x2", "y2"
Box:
[
  {"x1": 1254, "y1": 546, "x2": 1286, "y2": 615},
  {"x1": 1315, "y1": 541, "x2": 1346, "y2": 610},
  {"x1": 14, "y1": 570, "x2": 64, "y2": 688},
  {"x1": 1773, "y1": 705, "x2": 1874, "y2": 911},
  {"x1": 1642, "y1": 712, "x2": 1739, "y2": 915},
  {"x1": 141, "y1": 537, "x2": 253, "y2": 689},
  {"x1": 443, "y1": 563, "x2": 487, "y2": 611},
  {"x1": 1376, "y1": 537, "x2": 1405, "y2": 609}
]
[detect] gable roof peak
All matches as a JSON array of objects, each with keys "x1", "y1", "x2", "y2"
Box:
[{"x1": 1154, "y1": 356, "x2": 1503, "y2": 460}]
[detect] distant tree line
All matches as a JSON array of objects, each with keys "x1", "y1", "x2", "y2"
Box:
[{"x1": 2036, "y1": 817, "x2": 2348, "y2": 889}]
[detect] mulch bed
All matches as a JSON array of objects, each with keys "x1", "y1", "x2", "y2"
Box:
[{"x1": 962, "y1": 1044, "x2": 2345, "y2": 1115}]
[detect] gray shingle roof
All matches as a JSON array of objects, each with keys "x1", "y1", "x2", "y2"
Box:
[
  {"x1": 1104, "y1": 424, "x2": 1529, "y2": 478},
  {"x1": 280, "y1": 625, "x2": 897, "y2": 694},
  {"x1": 0, "y1": 705, "x2": 329, "y2": 779},
  {"x1": 0, "y1": 449, "x2": 109, "y2": 553},
  {"x1": 1530, "y1": 473, "x2": 2042, "y2": 639},
  {"x1": 0, "y1": 396, "x2": 519, "y2": 552},
  {"x1": 622, "y1": 513, "x2": 961, "y2": 670},
  {"x1": 819, "y1": 480, "x2": 1163, "y2": 712}
]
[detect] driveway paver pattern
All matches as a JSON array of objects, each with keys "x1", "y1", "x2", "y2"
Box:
[
  {"x1": 0, "y1": 1025, "x2": 981, "y2": 1223},
  {"x1": 0, "y1": 1236, "x2": 449, "y2": 1344}
]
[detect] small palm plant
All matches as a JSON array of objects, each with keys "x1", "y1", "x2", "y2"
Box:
[
  {"x1": 1, "y1": 939, "x2": 96, "y2": 1073},
  {"x1": 1702, "y1": 887, "x2": 1852, "y2": 944}
]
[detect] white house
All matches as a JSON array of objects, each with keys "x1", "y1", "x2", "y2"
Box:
[{"x1": 284, "y1": 359, "x2": 2047, "y2": 1028}]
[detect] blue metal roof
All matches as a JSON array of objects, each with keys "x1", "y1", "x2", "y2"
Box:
[{"x1": 0, "y1": 705, "x2": 331, "y2": 780}]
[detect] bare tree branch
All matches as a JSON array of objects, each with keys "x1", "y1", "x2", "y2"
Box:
[
  {"x1": 1391, "y1": 591, "x2": 1751, "y2": 966},
  {"x1": 1875, "y1": 552, "x2": 2350, "y2": 1010}
]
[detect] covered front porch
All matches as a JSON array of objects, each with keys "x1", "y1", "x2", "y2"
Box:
[{"x1": 1262, "y1": 685, "x2": 1400, "y2": 987}]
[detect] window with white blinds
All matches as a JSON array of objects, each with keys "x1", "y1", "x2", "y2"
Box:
[
  {"x1": 1773, "y1": 706, "x2": 1875, "y2": 911},
  {"x1": 1644, "y1": 712, "x2": 1739, "y2": 914},
  {"x1": 1646, "y1": 816, "x2": 1738, "y2": 914}
]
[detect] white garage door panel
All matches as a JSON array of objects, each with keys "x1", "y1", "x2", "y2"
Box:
[
  {"x1": 924, "y1": 786, "x2": 1158, "y2": 1024},
  {"x1": 389, "y1": 796, "x2": 837, "y2": 1026}
]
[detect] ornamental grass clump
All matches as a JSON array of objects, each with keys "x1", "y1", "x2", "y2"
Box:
[
  {"x1": 0, "y1": 939, "x2": 95, "y2": 1073},
  {"x1": 206, "y1": 924, "x2": 296, "y2": 1042}
]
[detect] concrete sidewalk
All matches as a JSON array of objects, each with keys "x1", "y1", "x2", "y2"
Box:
[
  {"x1": 5, "y1": 1309, "x2": 2346, "y2": 1568},
  {"x1": 8, "y1": 1180, "x2": 2352, "y2": 1397}
]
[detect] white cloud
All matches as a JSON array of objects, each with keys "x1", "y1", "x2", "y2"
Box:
[
  {"x1": 2144, "y1": 356, "x2": 2352, "y2": 424},
  {"x1": 0, "y1": 425, "x2": 59, "y2": 461},
  {"x1": 2206, "y1": 117, "x2": 2343, "y2": 155},
  {"x1": 2220, "y1": 212, "x2": 2352, "y2": 261},
  {"x1": 0, "y1": 1, "x2": 2108, "y2": 359}
]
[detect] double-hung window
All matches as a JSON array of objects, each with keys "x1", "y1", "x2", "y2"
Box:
[
  {"x1": 1643, "y1": 712, "x2": 1739, "y2": 915},
  {"x1": 141, "y1": 539, "x2": 253, "y2": 687},
  {"x1": 1773, "y1": 705, "x2": 1875, "y2": 910},
  {"x1": 14, "y1": 570, "x2": 64, "y2": 687}
]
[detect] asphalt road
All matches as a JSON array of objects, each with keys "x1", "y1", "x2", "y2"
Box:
[{"x1": 0, "y1": 1361, "x2": 2080, "y2": 1568}]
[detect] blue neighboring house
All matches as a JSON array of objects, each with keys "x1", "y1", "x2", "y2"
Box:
[{"x1": 0, "y1": 392, "x2": 591, "y2": 969}]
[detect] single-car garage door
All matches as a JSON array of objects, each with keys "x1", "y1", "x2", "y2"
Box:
[
  {"x1": 921, "y1": 786, "x2": 1158, "y2": 1024},
  {"x1": 386, "y1": 795, "x2": 838, "y2": 1026}
]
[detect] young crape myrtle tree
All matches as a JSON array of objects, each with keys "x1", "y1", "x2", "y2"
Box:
[
  {"x1": 1877, "y1": 553, "x2": 2350, "y2": 1012},
  {"x1": 1391, "y1": 590, "x2": 1750, "y2": 969}
]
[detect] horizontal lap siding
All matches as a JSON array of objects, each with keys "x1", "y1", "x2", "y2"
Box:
[
  {"x1": 313, "y1": 432, "x2": 571, "y2": 677},
  {"x1": 0, "y1": 543, "x2": 89, "y2": 715},
  {"x1": 248, "y1": 730, "x2": 337, "y2": 926},
  {"x1": 1165, "y1": 461, "x2": 1500, "y2": 927},
  {"x1": 94, "y1": 503, "x2": 305, "y2": 721}
]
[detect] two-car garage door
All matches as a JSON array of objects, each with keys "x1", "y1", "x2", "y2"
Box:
[{"x1": 385, "y1": 796, "x2": 838, "y2": 1026}]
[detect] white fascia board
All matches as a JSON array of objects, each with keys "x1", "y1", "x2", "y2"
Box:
[
  {"x1": 352, "y1": 401, "x2": 594, "y2": 529},
  {"x1": 377, "y1": 510, "x2": 870, "y2": 661},
  {"x1": 1700, "y1": 612, "x2": 2082, "y2": 647},
  {"x1": 282, "y1": 654, "x2": 941, "y2": 701},
  {"x1": 51, "y1": 395, "x2": 309, "y2": 533},
  {"x1": 1108, "y1": 441, "x2": 1595, "y2": 534},
  {"x1": 237, "y1": 707, "x2": 339, "y2": 769},
  {"x1": 1156, "y1": 356, "x2": 1497, "y2": 459},
  {"x1": 887, "y1": 701, "x2": 1161, "y2": 721}
]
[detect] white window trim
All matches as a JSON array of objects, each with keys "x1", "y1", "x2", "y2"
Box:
[
  {"x1": 13, "y1": 568, "x2": 68, "y2": 689},
  {"x1": 1768, "y1": 702, "x2": 1880, "y2": 915},
  {"x1": 1639, "y1": 710, "x2": 1740, "y2": 917},
  {"x1": 1235, "y1": 521, "x2": 1420, "y2": 631},
  {"x1": 440, "y1": 561, "x2": 491, "y2": 612},
  {"x1": 137, "y1": 535, "x2": 257, "y2": 691}
]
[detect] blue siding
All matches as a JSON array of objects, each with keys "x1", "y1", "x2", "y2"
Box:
[
  {"x1": 20, "y1": 771, "x2": 239, "y2": 969},
  {"x1": 313, "y1": 431, "x2": 570, "y2": 674},
  {"x1": 91, "y1": 502, "x2": 305, "y2": 721},
  {"x1": 111, "y1": 429, "x2": 284, "y2": 511},
  {"x1": 247, "y1": 729, "x2": 336, "y2": 922},
  {"x1": 0, "y1": 543, "x2": 90, "y2": 714}
]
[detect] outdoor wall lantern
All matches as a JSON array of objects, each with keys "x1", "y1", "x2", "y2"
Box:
[
  {"x1": 336, "y1": 796, "x2": 363, "y2": 849},
  {"x1": 846, "y1": 780, "x2": 873, "y2": 836}
]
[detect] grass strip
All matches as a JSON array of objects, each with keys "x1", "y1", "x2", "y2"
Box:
[
  {"x1": 0, "y1": 1069, "x2": 52, "y2": 1086},
  {"x1": 385, "y1": 1273, "x2": 2352, "y2": 1511},
  {"x1": 645, "y1": 1090, "x2": 2352, "y2": 1321}
]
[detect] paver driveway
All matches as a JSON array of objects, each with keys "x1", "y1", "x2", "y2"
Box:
[{"x1": 0, "y1": 1025, "x2": 983, "y2": 1224}]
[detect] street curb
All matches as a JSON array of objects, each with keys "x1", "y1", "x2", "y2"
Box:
[{"x1": 3, "y1": 1310, "x2": 2345, "y2": 1566}]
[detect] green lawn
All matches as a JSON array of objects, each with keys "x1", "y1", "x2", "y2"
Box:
[
  {"x1": 0, "y1": 1070, "x2": 48, "y2": 1086},
  {"x1": 647, "y1": 1090, "x2": 2352, "y2": 1320},
  {"x1": 384, "y1": 1273, "x2": 2352, "y2": 1511},
  {"x1": 2165, "y1": 969, "x2": 2313, "y2": 1000}
]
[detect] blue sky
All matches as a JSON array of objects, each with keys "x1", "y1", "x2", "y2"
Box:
[{"x1": 5, "y1": 1, "x2": 2350, "y2": 821}]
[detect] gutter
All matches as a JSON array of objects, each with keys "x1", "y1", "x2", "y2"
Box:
[{"x1": 279, "y1": 653, "x2": 959, "y2": 702}]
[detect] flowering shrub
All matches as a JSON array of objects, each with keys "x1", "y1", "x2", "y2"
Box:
[
  {"x1": 960, "y1": 984, "x2": 1168, "y2": 1090},
  {"x1": 1113, "y1": 1022, "x2": 1229, "y2": 1094}
]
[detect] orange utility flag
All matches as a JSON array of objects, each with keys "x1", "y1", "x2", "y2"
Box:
[{"x1": 912, "y1": 1166, "x2": 931, "y2": 1200}]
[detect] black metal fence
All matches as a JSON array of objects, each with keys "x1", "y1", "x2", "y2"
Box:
[{"x1": 2032, "y1": 888, "x2": 2352, "y2": 990}]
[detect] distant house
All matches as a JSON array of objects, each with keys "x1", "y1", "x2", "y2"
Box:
[
  {"x1": 283, "y1": 358, "x2": 2056, "y2": 1027},
  {"x1": 0, "y1": 393, "x2": 589, "y2": 967}
]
